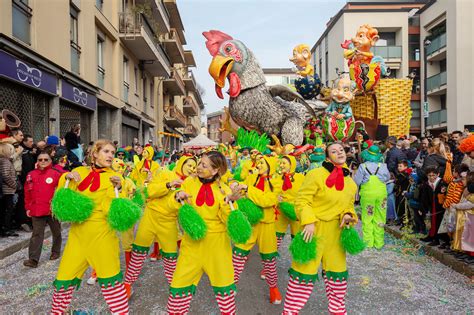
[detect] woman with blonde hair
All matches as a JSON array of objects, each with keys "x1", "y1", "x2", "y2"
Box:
[
  {"x1": 50, "y1": 139, "x2": 131, "y2": 314},
  {"x1": 0, "y1": 143, "x2": 18, "y2": 237},
  {"x1": 422, "y1": 138, "x2": 447, "y2": 179}
]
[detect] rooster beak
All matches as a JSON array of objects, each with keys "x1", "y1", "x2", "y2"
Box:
[{"x1": 209, "y1": 55, "x2": 234, "y2": 88}]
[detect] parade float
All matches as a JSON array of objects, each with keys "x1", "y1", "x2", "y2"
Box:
[{"x1": 204, "y1": 25, "x2": 412, "y2": 148}]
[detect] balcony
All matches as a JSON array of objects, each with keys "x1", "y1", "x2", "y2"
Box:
[
  {"x1": 162, "y1": 28, "x2": 185, "y2": 64},
  {"x1": 427, "y1": 71, "x2": 447, "y2": 95},
  {"x1": 426, "y1": 109, "x2": 447, "y2": 128},
  {"x1": 372, "y1": 46, "x2": 402, "y2": 60},
  {"x1": 183, "y1": 95, "x2": 199, "y2": 116},
  {"x1": 163, "y1": 70, "x2": 186, "y2": 95},
  {"x1": 163, "y1": 0, "x2": 186, "y2": 44},
  {"x1": 184, "y1": 50, "x2": 196, "y2": 67},
  {"x1": 118, "y1": 12, "x2": 170, "y2": 77},
  {"x1": 426, "y1": 33, "x2": 446, "y2": 61},
  {"x1": 184, "y1": 123, "x2": 198, "y2": 136},
  {"x1": 165, "y1": 105, "x2": 186, "y2": 128},
  {"x1": 135, "y1": 0, "x2": 171, "y2": 35},
  {"x1": 184, "y1": 71, "x2": 197, "y2": 93}
]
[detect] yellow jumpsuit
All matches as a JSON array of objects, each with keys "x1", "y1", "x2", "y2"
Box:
[
  {"x1": 130, "y1": 146, "x2": 160, "y2": 188},
  {"x1": 234, "y1": 157, "x2": 280, "y2": 260},
  {"x1": 120, "y1": 177, "x2": 137, "y2": 252},
  {"x1": 168, "y1": 176, "x2": 235, "y2": 296},
  {"x1": 274, "y1": 155, "x2": 305, "y2": 239},
  {"x1": 240, "y1": 159, "x2": 256, "y2": 182},
  {"x1": 291, "y1": 165, "x2": 357, "y2": 282},
  {"x1": 132, "y1": 156, "x2": 193, "y2": 258},
  {"x1": 53, "y1": 166, "x2": 126, "y2": 290}
]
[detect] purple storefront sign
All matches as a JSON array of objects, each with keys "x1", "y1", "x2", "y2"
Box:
[
  {"x1": 61, "y1": 80, "x2": 97, "y2": 111},
  {"x1": 0, "y1": 49, "x2": 57, "y2": 95}
]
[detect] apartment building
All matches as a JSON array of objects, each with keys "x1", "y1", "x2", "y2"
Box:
[
  {"x1": 419, "y1": 0, "x2": 473, "y2": 134},
  {"x1": 0, "y1": 0, "x2": 203, "y2": 149},
  {"x1": 310, "y1": 0, "x2": 427, "y2": 135},
  {"x1": 262, "y1": 68, "x2": 298, "y2": 87}
]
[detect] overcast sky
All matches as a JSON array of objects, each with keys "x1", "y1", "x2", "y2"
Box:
[{"x1": 179, "y1": 0, "x2": 346, "y2": 115}]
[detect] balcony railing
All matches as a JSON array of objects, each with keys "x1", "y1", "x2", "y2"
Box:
[
  {"x1": 427, "y1": 71, "x2": 447, "y2": 92},
  {"x1": 426, "y1": 33, "x2": 446, "y2": 56},
  {"x1": 371, "y1": 46, "x2": 402, "y2": 59},
  {"x1": 184, "y1": 123, "x2": 198, "y2": 136},
  {"x1": 168, "y1": 105, "x2": 186, "y2": 126},
  {"x1": 427, "y1": 109, "x2": 447, "y2": 126}
]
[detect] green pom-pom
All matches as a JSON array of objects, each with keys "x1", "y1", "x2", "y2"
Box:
[
  {"x1": 289, "y1": 232, "x2": 317, "y2": 264},
  {"x1": 168, "y1": 162, "x2": 176, "y2": 171},
  {"x1": 178, "y1": 204, "x2": 207, "y2": 240},
  {"x1": 236, "y1": 198, "x2": 263, "y2": 225},
  {"x1": 108, "y1": 198, "x2": 142, "y2": 232},
  {"x1": 340, "y1": 226, "x2": 366, "y2": 255},
  {"x1": 52, "y1": 188, "x2": 94, "y2": 223},
  {"x1": 233, "y1": 164, "x2": 243, "y2": 182},
  {"x1": 279, "y1": 202, "x2": 297, "y2": 221},
  {"x1": 131, "y1": 188, "x2": 146, "y2": 208},
  {"x1": 227, "y1": 210, "x2": 252, "y2": 244}
]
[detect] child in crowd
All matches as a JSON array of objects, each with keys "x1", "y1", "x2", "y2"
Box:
[
  {"x1": 404, "y1": 173, "x2": 423, "y2": 234},
  {"x1": 419, "y1": 166, "x2": 447, "y2": 246},
  {"x1": 386, "y1": 173, "x2": 397, "y2": 225},
  {"x1": 395, "y1": 161, "x2": 412, "y2": 225}
]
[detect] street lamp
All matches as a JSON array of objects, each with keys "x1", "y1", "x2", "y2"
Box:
[{"x1": 423, "y1": 38, "x2": 431, "y2": 137}]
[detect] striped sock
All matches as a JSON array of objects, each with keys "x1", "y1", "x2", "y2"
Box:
[
  {"x1": 282, "y1": 277, "x2": 314, "y2": 314},
  {"x1": 124, "y1": 251, "x2": 147, "y2": 285},
  {"x1": 322, "y1": 273, "x2": 332, "y2": 303},
  {"x1": 215, "y1": 291, "x2": 236, "y2": 315},
  {"x1": 100, "y1": 281, "x2": 129, "y2": 314},
  {"x1": 326, "y1": 278, "x2": 347, "y2": 315},
  {"x1": 277, "y1": 235, "x2": 284, "y2": 251},
  {"x1": 232, "y1": 252, "x2": 248, "y2": 284},
  {"x1": 51, "y1": 285, "x2": 75, "y2": 314},
  {"x1": 262, "y1": 258, "x2": 278, "y2": 288},
  {"x1": 163, "y1": 257, "x2": 177, "y2": 285},
  {"x1": 167, "y1": 293, "x2": 193, "y2": 314}
]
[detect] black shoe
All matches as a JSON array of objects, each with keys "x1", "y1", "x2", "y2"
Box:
[
  {"x1": 444, "y1": 248, "x2": 455, "y2": 254},
  {"x1": 463, "y1": 256, "x2": 474, "y2": 264},
  {"x1": 420, "y1": 236, "x2": 432, "y2": 242},
  {"x1": 23, "y1": 259, "x2": 38, "y2": 268},
  {"x1": 454, "y1": 252, "x2": 468, "y2": 259},
  {"x1": 428, "y1": 240, "x2": 440, "y2": 246},
  {"x1": 438, "y1": 243, "x2": 450, "y2": 250}
]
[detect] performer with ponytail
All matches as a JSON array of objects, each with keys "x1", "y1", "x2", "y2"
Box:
[
  {"x1": 282, "y1": 142, "x2": 357, "y2": 315},
  {"x1": 124, "y1": 155, "x2": 197, "y2": 292},
  {"x1": 274, "y1": 154, "x2": 305, "y2": 250},
  {"x1": 166, "y1": 151, "x2": 237, "y2": 314},
  {"x1": 50, "y1": 140, "x2": 130, "y2": 314},
  {"x1": 232, "y1": 155, "x2": 283, "y2": 304}
]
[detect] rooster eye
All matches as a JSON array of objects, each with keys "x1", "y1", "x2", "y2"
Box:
[{"x1": 225, "y1": 46, "x2": 232, "y2": 52}]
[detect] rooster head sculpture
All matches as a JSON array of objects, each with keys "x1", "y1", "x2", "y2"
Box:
[{"x1": 203, "y1": 30, "x2": 265, "y2": 99}]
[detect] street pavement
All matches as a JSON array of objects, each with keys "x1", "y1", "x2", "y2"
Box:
[{"x1": 0, "y1": 226, "x2": 473, "y2": 314}]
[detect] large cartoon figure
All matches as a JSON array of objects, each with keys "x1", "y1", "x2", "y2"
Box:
[
  {"x1": 322, "y1": 76, "x2": 356, "y2": 142},
  {"x1": 342, "y1": 24, "x2": 387, "y2": 92},
  {"x1": 289, "y1": 44, "x2": 322, "y2": 100}
]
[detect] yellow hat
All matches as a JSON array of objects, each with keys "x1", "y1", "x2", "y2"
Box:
[
  {"x1": 262, "y1": 155, "x2": 278, "y2": 176},
  {"x1": 282, "y1": 155, "x2": 297, "y2": 173}
]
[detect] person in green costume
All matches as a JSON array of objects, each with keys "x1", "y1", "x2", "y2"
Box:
[{"x1": 354, "y1": 145, "x2": 390, "y2": 249}]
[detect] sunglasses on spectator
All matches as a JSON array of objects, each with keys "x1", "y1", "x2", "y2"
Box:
[
  {"x1": 38, "y1": 158, "x2": 51, "y2": 162},
  {"x1": 117, "y1": 153, "x2": 125, "y2": 156}
]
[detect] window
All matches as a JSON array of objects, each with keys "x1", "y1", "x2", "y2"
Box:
[
  {"x1": 325, "y1": 51, "x2": 328, "y2": 87},
  {"x1": 377, "y1": 32, "x2": 396, "y2": 46},
  {"x1": 150, "y1": 82, "x2": 154, "y2": 108},
  {"x1": 70, "y1": 5, "x2": 81, "y2": 74},
  {"x1": 409, "y1": 34, "x2": 420, "y2": 61},
  {"x1": 96, "y1": 0, "x2": 103, "y2": 10},
  {"x1": 440, "y1": 94, "x2": 446, "y2": 110},
  {"x1": 134, "y1": 66, "x2": 138, "y2": 94},
  {"x1": 123, "y1": 56, "x2": 129, "y2": 102},
  {"x1": 97, "y1": 35, "x2": 105, "y2": 88},
  {"x1": 143, "y1": 77, "x2": 147, "y2": 109},
  {"x1": 319, "y1": 57, "x2": 322, "y2": 79},
  {"x1": 12, "y1": 0, "x2": 32, "y2": 44}
]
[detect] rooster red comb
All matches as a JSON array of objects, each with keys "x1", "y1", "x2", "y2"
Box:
[{"x1": 203, "y1": 30, "x2": 233, "y2": 57}]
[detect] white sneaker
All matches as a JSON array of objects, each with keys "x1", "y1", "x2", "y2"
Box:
[{"x1": 86, "y1": 276, "x2": 97, "y2": 285}]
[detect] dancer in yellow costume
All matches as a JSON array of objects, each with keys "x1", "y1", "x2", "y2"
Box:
[
  {"x1": 166, "y1": 151, "x2": 237, "y2": 314},
  {"x1": 274, "y1": 155, "x2": 304, "y2": 249},
  {"x1": 50, "y1": 140, "x2": 130, "y2": 314},
  {"x1": 239, "y1": 149, "x2": 261, "y2": 181},
  {"x1": 130, "y1": 145, "x2": 159, "y2": 188},
  {"x1": 124, "y1": 154, "x2": 197, "y2": 290},
  {"x1": 232, "y1": 155, "x2": 283, "y2": 304},
  {"x1": 87, "y1": 158, "x2": 137, "y2": 286},
  {"x1": 282, "y1": 142, "x2": 357, "y2": 315}
]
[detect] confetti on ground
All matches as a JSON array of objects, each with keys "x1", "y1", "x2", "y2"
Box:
[{"x1": 27, "y1": 284, "x2": 50, "y2": 297}]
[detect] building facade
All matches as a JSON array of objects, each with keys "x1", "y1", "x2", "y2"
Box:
[
  {"x1": 262, "y1": 68, "x2": 298, "y2": 87},
  {"x1": 207, "y1": 110, "x2": 237, "y2": 144},
  {"x1": 0, "y1": 0, "x2": 203, "y2": 150},
  {"x1": 310, "y1": 1, "x2": 427, "y2": 135},
  {"x1": 419, "y1": 0, "x2": 474, "y2": 134}
]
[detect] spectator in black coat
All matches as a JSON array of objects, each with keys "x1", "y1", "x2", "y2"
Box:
[
  {"x1": 385, "y1": 136, "x2": 407, "y2": 174},
  {"x1": 422, "y1": 138, "x2": 447, "y2": 180}
]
